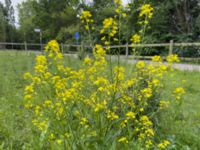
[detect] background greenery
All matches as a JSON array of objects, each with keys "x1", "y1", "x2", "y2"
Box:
[
  {"x1": 1, "y1": 0, "x2": 200, "y2": 57},
  {"x1": 1, "y1": 0, "x2": 200, "y2": 43}
]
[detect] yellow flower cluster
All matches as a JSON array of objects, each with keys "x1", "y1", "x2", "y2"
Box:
[
  {"x1": 100, "y1": 17, "x2": 118, "y2": 45},
  {"x1": 159, "y1": 100, "x2": 170, "y2": 110},
  {"x1": 114, "y1": 0, "x2": 127, "y2": 18},
  {"x1": 45, "y1": 40, "x2": 63, "y2": 60},
  {"x1": 167, "y1": 54, "x2": 180, "y2": 63},
  {"x1": 173, "y1": 87, "x2": 185, "y2": 100},
  {"x1": 80, "y1": 11, "x2": 92, "y2": 20},
  {"x1": 80, "y1": 11, "x2": 94, "y2": 31},
  {"x1": 131, "y1": 34, "x2": 141, "y2": 45},
  {"x1": 23, "y1": 2, "x2": 185, "y2": 148},
  {"x1": 132, "y1": 4, "x2": 153, "y2": 45},
  {"x1": 118, "y1": 137, "x2": 128, "y2": 143},
  {"x1": 157, "y1": 140, "x2": 170, "y2": 149},
  {"x1": 152, "y1": 55, "x2": 162, "y2": 62},
  {"x1": 139, "y1": 4, "x2": 154, "y2": 19},
  {"x1": 23, "y1": 40, "x2": 183, "y2": 148}
]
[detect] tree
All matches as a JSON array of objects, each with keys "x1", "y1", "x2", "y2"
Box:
[
  {"x1": 32, "y1": 0, "x2": 79, "y2": 42},
  {"x1": 18, "y1": 0, "x2": 38, "y2": 43},
  {"x1": 0, "y1": 2, "x2": 6, "y2": 42},
  {"x1": 4, "y1": 0, "x2": 16, "y2": 42}
]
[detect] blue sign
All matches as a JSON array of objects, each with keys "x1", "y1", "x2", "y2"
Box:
[{"x1": 75, "y1": 32, "x2": 80, "y2": 40}]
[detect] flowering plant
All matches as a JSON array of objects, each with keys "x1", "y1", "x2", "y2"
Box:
[{"x1": 23, "y1": 1, "x2": 185, "y2": 149}]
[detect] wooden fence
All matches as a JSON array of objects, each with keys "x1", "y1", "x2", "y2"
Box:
[{"x1": 0, "y1": 40, "x2": 200, "y2": 61}]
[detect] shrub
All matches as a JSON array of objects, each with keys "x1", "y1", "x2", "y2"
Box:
[
  {"x1": 23, "y1": 1, "x2": 185, "y2": 149},
  {"x1": 23, "y1": 40, "x2": 184, "y2": 149}
]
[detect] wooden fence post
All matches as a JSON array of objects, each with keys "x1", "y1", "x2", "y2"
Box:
[
  {"x1": 125, "y1": 43, "x2": 129, "y2": 58},
  {"x1": 169, "y1": 40, "x2": 174, "y2": 55},
  {"x1": 24, "y1": 42, "x2": 27, "y2": 51}
]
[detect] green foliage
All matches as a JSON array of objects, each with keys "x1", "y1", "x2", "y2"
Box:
[
  {"x1": 18, "y1": 0, "x2": 79, "y2": 43},
  {"x1": 0, "y1": 0, "x2": 18, "y2": 43},
  {"x1": 0, "y1": 3, "x2": 6, "y2": 42}
]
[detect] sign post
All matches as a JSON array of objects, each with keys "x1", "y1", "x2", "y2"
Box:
[
  {"x1": 34, "y1": 28, "x2": 42, "y2": 51},
  {"x1": 75, "y1": 32, "x2": 80, "y2": 45}
]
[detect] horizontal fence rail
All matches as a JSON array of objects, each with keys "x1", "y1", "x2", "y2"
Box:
[{"x1": 0, "y1": 40, "x2": 200, "y2": 61}]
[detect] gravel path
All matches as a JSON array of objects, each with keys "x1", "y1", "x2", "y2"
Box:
[
  {"x1": 125, "y1": 59, "x2": 200, "y2": 72},
  {"x1": 3, "y1": 51, "x2": 200, "y2": 72},
  {"x1": 169, "y1": 63, "x2": 200, "y2": 71},
  {"x1": 65, "y1": 54, "x2": 200, "y2": 71}
]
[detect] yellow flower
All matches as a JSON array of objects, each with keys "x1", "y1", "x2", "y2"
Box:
[
  {"x1": 24, "y1": 94, "x2": 32, "y2": 100},
  {"x1": 80, "y1": 117, "x2": 88, "y2": 125},
  {"x1": 139, "y1": 4, "x2": 154, "y2": 18},
  {"x1": 151, "y1": 79, "x2": 160, "y2": 87},
  {"x1": 145, "y1": 140, "x2": 153, "y2": 148},
  {"x1": 100, "y1": 29, "x2": 104, "y2": 34},
  {"x1": 118, "y1": 137, "x2": 128, "y2": 143},
  {"x1": 103, "y1": 18, "x2": 115, "y2": 29},
  {"x1": 120, "y1": 119, "x2": 128, "y2": 128},
  {"x1": 126, "y1": 79, "x2": 136, "y2": 87},
  {"x1": 152, "y1": 55, "x2": 162, "y2": 62},
  {"x1": 94, "y1": 77, "x2": 108, "y2": 86},
  {"x1": 136, "y1": 61, "x2": 145, "y2": 69},
  {"x1": 80, "y1": 11, "x2": 92, "y2": 20},
  {"x1": 56, "y1": 139, "x2": 62, "y2": 145},
  {"x1": 159, "y1": 100, "x2": 170, "y2": 109},
  {"x1": 105, "y1": 41, "x2": 110, "y2": 45},
  {"x1": 140, "y1": 115, "x2": 152, "y2": 126},
  {"x1": 24, "y1": 103, "x2": 32, "y2": 109},
  {"x1": 114, "y1": 66, "x2": 125, "y2": 81},
  {"x1": 44, "y1": 72, "x2": 52, "y2": 79},
  {"x1": 145, "y1": 128, "x2": 154, "y2": 137},
  {"x1": 49, "y1": 133, "x2": 55, "y2": 140},
  {"x1": 173, "y1": 87, "x2": 185, "y2": 95},
  {"x1": 101, "y1": 17, "x2": 118, "y2": 39},
  {"x1": 131, "y1": 34, "x2": 141, "y2": 43},
  {"x1": 173, "y1": 87, "x2": 185, "y2": 100},
  {"x1": 84, "y1": 57, "x2": 92, "y2": 65},
  {"x1": 23, "y1": 72, "x2": 32, "y2": 80},
  {"x1": 36, "y1": 55, "x2": 46, "y2": 63},
  {"x1": 141, "y1": 88, "x2": 152, "y2": 98},
  {"x1": 126, "y1": 111, "x2": 135, "y2": 119},
  {"x1": 167, "y1": 54, "x2": 180, "y2": 63},
  {"x1": 107, "y1": 110, "x2": 119, "y2": 120},
  {"x1": 38, "y1": 120, "x2": 48, "y2": 131},
  {"x1": 115, "y1": 9, "x2": 120, "y2": 14},
  {"x1": 114, "y1": 0, "x2": 122, "y2": 5},
  {"x1": 45, "y1": 40, "x2": 60, "y2": 53},
  {"x1": 25, "y1": 85, "x2": 34, "y2": 93},
  {"x1": 85, "y1": 25, "x2": 89, "y2": 30},
  {"x1": 94, "y1": 101, "x2": 107, "y2": 112},
  {"x1": 157, "y1": 140, "x2": 170, "y2": 149},
  {"x1": 122, "y1": 13, "x2": 127, "y2": 18},
  {"x1": 94, "y1": 44, "x2": 106, "y2": 57}
]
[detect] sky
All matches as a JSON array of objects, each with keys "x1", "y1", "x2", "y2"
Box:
[
  {"x1": 0, "y1": 0, "x2": 130, "y2": 26},
  {"x1": 0, "y1": 0, "x2": 25, "y2": 25}
]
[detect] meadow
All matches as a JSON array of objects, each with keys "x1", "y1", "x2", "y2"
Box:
[{"x1": 0, "y1": 50, "x2": 199, "y2": 149}]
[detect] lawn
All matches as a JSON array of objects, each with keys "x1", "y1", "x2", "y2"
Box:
[{"x1": 0, "y1": 51, "x2": 199, "y2": 149}]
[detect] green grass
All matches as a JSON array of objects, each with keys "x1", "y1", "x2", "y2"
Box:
[
  {"x1": 159, "y1": 70, "x2": 200, "y2": 149},
  {"x1": 0, "y1": 51, "x2": 200, "y2": 149}
]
